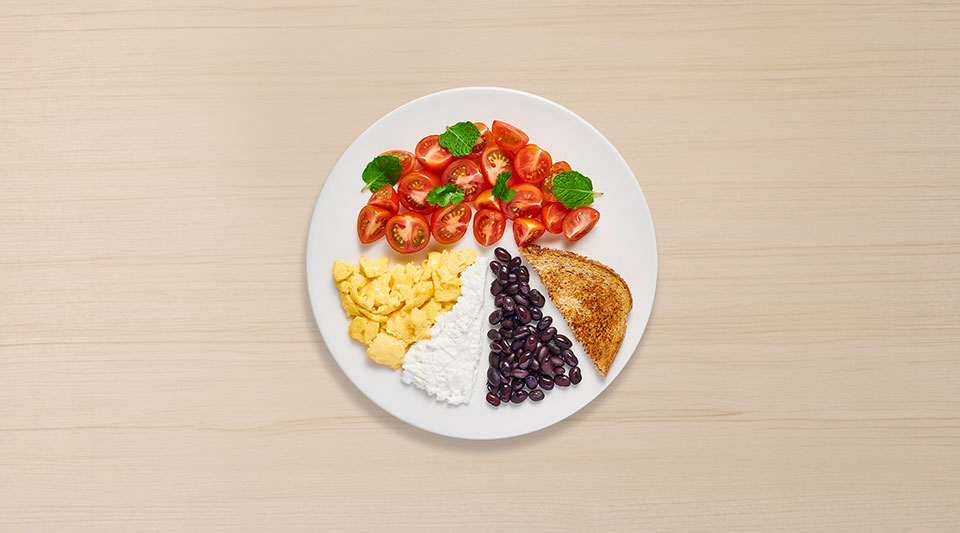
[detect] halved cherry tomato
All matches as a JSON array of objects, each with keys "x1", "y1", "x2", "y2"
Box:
[
  {"x1": 441, "y1": 159, "x2": 485, "y2": 202},
  {"x1": 357, "y1": 205, "x2": 391, "y2": 244},
  {"x1": 541, "y1": 161, "x2": 571, "y2": 203},
  {"x1": 385, "y1": 212, "x2": 430, "y2": 253},
  {"x1": 541, "y1": 202, "x2": 571, "y2": 234},
  {"x1": 473, "y1": 208, "x2": 506, "y2": 246},
  {"x1": 503, "y1": 183, "x2": 543, "y2": 220},
  {"x1": 562, "y1": 206, "x2": 600, "y2": 242},
  {"x1": 379, "y1": 150, "x2": 416, "y2": 175},
  {"x1": 492, "y1": 120, "x2": 528, "y2": 155},
  {"x1": 415, "y1": 134, "x2": 454, "y2": 173},
  {"x1": 465, "y1": 122, "x2": 495, "y2": 161},
  {"x1": 397, "y1": 171, "x2": 440, "y2": 215},
  {"x1": 430, "y1": 203, "x2": 472, "y2": 244},
  {"x1": 514, "y1": 144, "x2": 553, "y2": 184},
  {"x1": 473, "y1": 189, "x2": 502, "y2": 212},
  {"x1": 367, "y1": 184, "x2": 400, "y2": 214},
  {"x1": 513, "y1": 218, "x2": 545, "y2": 247},
  {"x1": 480, "y1": 145, "x2": 514, "y2": 186}
]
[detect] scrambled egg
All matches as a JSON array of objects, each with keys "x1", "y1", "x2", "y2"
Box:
[{"x1": 333, "y1": 249, "x2": 477, "y2": 369}]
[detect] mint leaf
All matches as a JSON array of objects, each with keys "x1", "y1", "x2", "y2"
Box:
[
  {"x1": 425, "y1": 183, "x2": 465, "y2": 207},
  {"x1": 552, "y1": 171, "x2": 603, "y2": 209},
  {"x1": 361, "y1": 155, "x2": 402, "y2": 192},
  {"x1": 492, "y1": 171, "x2": 516, "y2": 203},
  {"x1": 437, "y1": 121, "x2": 480, "y2": 157}
]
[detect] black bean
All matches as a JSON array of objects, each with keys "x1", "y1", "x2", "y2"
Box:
[
  {"x1": 516, "y1": 306, "x2": 531, "y2": 324},
  {"x1": 529, "y1": 389, "x2": 545, "y2": 402},
  {"x1": 488, "y1": 368, "x2": 501, "y2": 386},
  {"x1": 513, "y1": 295, "x2": 530, "y2": 308},
  {"x1": 499, "y1": 328, "x2": 513, "y2": 339},
  {"x1": 549, "y1": 356, "x2": 565, "y2": 368},
  {"x1": 511, "y1": 390, "x2": 528, "y2": 403},
  {"x1": 539, "y1": 375, "x2": 554, "y2": 390},
  {"x1": 547, "y1": 341, "x2": 561, "y2": 354},
  {"x1": 489, "y1": 260, "x2": 502, "y2": 273},
  {"x1": 487, "y1": 329, "x2": 501, "y2": 341},
  {"x1": 489, "y1": 352, "x2": 499, "y2": 366},
  {"x1": 510, "y1": 338, "x2": 524, "y2": 352},
  {"x1": 511, "y1": 369, "x2": 529, "y2": 379},
  {"x1": 530, "y1": 307, "x2": 542, "y2": 321},
  {"x1": 500, "y1": 370, "x2": 511, "y2": 383},
  {"x1": 540, "y1": 327, "x2": 557, "y2": 342},
  {"x1": 555, "y1": 375, "x2": 571, "y2": 387},
  {"x1": 519, "y1": 353, "x2": 532, "y2": 369},
  {"x1": 517, "y1": 266, "x2": 529, "y2": 282},
  {"x1": 511, "y1": 378, "x2": 524, "y2": 391},
  {"x1": 553, "y1": 366, "x2": 565, "y2": 375},
  {"x1": 495, "y1": 247, "x2": 511, "y2": 262},
  {"x1": 494, "y1": 294, "x2": 505, "y2": 307},
  {"x1": 537, "y1": 345, "x2": 551, "y2": 362},
  {"x1": 530, "y1": 358, "x2": 540, "y2": 372},
  {"x1": 569, "y1": 366, "x2": 582, "y2": 384},
  {"x1": 554, "y1": 334, "x2": 572, "y2": 349},
  {"x1": 502, "y1": 298, "x2": 515, "y2": 313},
  {"x1": 537, "y1": 316, "x2": 552, "y2": 331},
  {"x1": 508, "y1": 257, "x2": 521, "y2": 271},
  {"x1": 513, "y1": 328, "x2": 529, "y2": 341},
  {"x1": 561, "y1": 350, "x2": 578, "y2": 366},
  {"x1": 523, "y1": 335, "x2": 537, "y2": 352},
  {"x1": 525, "y1": 375, "x2": 539, "y2": 388},
  {"x1": 541, "y1": 360, "x2": 554, "y2": 374},
  {"x1": 529, "y1": 290, "x2": 545, "y2": 308},
  {"x1": 519, "y1": 283, "x2": 530, "y2": 297},
  {"x1": 488, "y1": 382, "x2": 497, "y2": 392},
  {"x1": 499, "y1": 384, "x2": 512, "y2": 397},
  {"x1": 486, "y1": 392, "x2": 501, "y2": 406},
  {"x1": 491, "y1": 280, "x2": 503, "y2": 295},
  {"x1": 501, "y1": 318, "x2": 515, "y2": 329},
  {"x1": 505, "y1": 283, "x2": 519, "y2": 296},
  {"x1": 497, "y1": 267, "x2": 509, "y2": 282},
  {"x1": 508, "y1": 273, "x2": 517, "y2": 283},
  {"x1": 503, "y1": 353, "x2": 516, "y2": 364}
]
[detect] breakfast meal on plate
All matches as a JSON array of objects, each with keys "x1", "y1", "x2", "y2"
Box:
[
  {"x1": 356, "y1": 120, "x2": 603, "y2": 251},
  {"x1": 484, "y1": 247, "x2": 582, "y2": 406},
  {"x1": 333, "y1": 249, "x2": 478, "y2": 369},
  {"x1": 519, "y1": 245, "x2": 632, "y2": 377},
  {"x1": 400, "y1": 259, "x2": 488, "y2": 404}
]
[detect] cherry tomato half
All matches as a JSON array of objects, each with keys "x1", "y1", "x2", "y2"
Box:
[
  {"x1": 385, "y1": 212, "x2": 431, "y2": 253},
  {"x1": 503, "y1": 183, "x2": 543, "y2": 220},
  {"x1": 480, "y1": 145, "x2": 514, "y2": 186},
  {"x1": 473, "y1": 208, "x2": 506, "y2": 246},
  {"x1": 367, "y1": 184, "x2": 400, "y2": 214},
  {"x1": 397, "y1": 171, "x2": 440, "y2": 215},
  {"x1": 465, "y1": 122, "x2": 495, "y2": 161},
  {"x1": 430, "y1": 203, "x2": 472, "y2": 244},
  {"x1": 492, "y1": 120, "x2": 529, "y2": 155},
  {"x1": 514, "y1": 144, "x2": 553, "y2": 184},
  {"x1": 562, "y1": 206, "x2": 600, "y2": 242},
  {"x1": 513, "y1": 218, "x2": 546, "y2": 247},
  {"x1": 541, "y1": 161, "x2": 571, "y2": 203},
  {"x1": 379, "y1": 150, "x2": 416, "y2": 176},
  {"x1": 415, "y1": 134, "x2": 454, "y2": 173},
  {"x1": 357, "y1": 205, "x2": 391, "y2": 244},
  {"x1": 473, "y1": 189, "x2": 502, "y2": 212},
  {"x1": 541, "y1": 202, "x2": 571, "y2": 234},
  {"x1": 441, "y1": 159, "x2": 485, "y2": 202}
]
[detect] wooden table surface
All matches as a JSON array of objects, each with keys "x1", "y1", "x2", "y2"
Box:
[{"x1": 2, "y1": 2, "x2": 959, "y2": 530}]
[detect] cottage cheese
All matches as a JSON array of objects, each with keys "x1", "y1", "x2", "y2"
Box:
[{"x1": 400, "y1": 259, "x2": 488, "y2": 404}]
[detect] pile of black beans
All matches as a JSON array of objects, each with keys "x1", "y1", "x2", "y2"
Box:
[{"x1": 485, "y1": 247, "x2": 582, "y2": 407}]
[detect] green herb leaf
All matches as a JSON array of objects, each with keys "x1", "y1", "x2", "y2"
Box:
[
  {"x1": 437, "y1": 121, "x2": 481, "y2": 157},
  {"x1": 361, "y1": 155, "x2": 402, "y2": 192},
  {"x1": 552, "y1": 171, "x2": 603, "y2": 209},
  {"x1": 425, "y1": 183, "x2": 465, "y2": 207},
  {"x1": 492, "y1": 171, "x2": 516, "y2": 203}
]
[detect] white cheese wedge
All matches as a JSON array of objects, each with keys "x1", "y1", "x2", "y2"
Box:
[{"x1": 400, "y1": 259, "x2": 488, "y2": 404}]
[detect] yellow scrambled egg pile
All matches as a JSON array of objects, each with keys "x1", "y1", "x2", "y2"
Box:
[{"x1": 333, "y1": 249, "x2": 477, "y2": 369}]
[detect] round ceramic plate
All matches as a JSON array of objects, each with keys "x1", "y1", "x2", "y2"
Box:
[{"x1": 306, "y1": 87, "x2": 657, "y2": 439}]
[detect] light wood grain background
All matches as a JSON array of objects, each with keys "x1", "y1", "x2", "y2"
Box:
[{"x1": 2, "y1": 1, "x2": 959, "y2": 530}]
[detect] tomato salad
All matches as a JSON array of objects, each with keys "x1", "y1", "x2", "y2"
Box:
[{"x1": 357, "y1": 120, "x2": 603, "y2": 253}]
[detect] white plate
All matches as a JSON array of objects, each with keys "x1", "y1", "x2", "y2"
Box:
[{"x1": 306, "y1": 87, "x2": 657, "y2": 439}]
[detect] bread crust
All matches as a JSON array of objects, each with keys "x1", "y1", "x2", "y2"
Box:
[{"x1": 519, "y1": 245, "x2": 632, "y2": 376}]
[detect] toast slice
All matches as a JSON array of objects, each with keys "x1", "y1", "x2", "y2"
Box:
[{"x1": 519, "y1": 245, "x2": 632, "y2": 377}]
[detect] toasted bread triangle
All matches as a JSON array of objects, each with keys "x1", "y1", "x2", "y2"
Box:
[{"x1": 519, "y1": 245, "x2": 632, "y2": 377}]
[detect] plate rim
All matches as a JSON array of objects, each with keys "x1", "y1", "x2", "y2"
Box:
[{"x1": 306, "y1": 86, "x2": 658, "y2": 439}]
